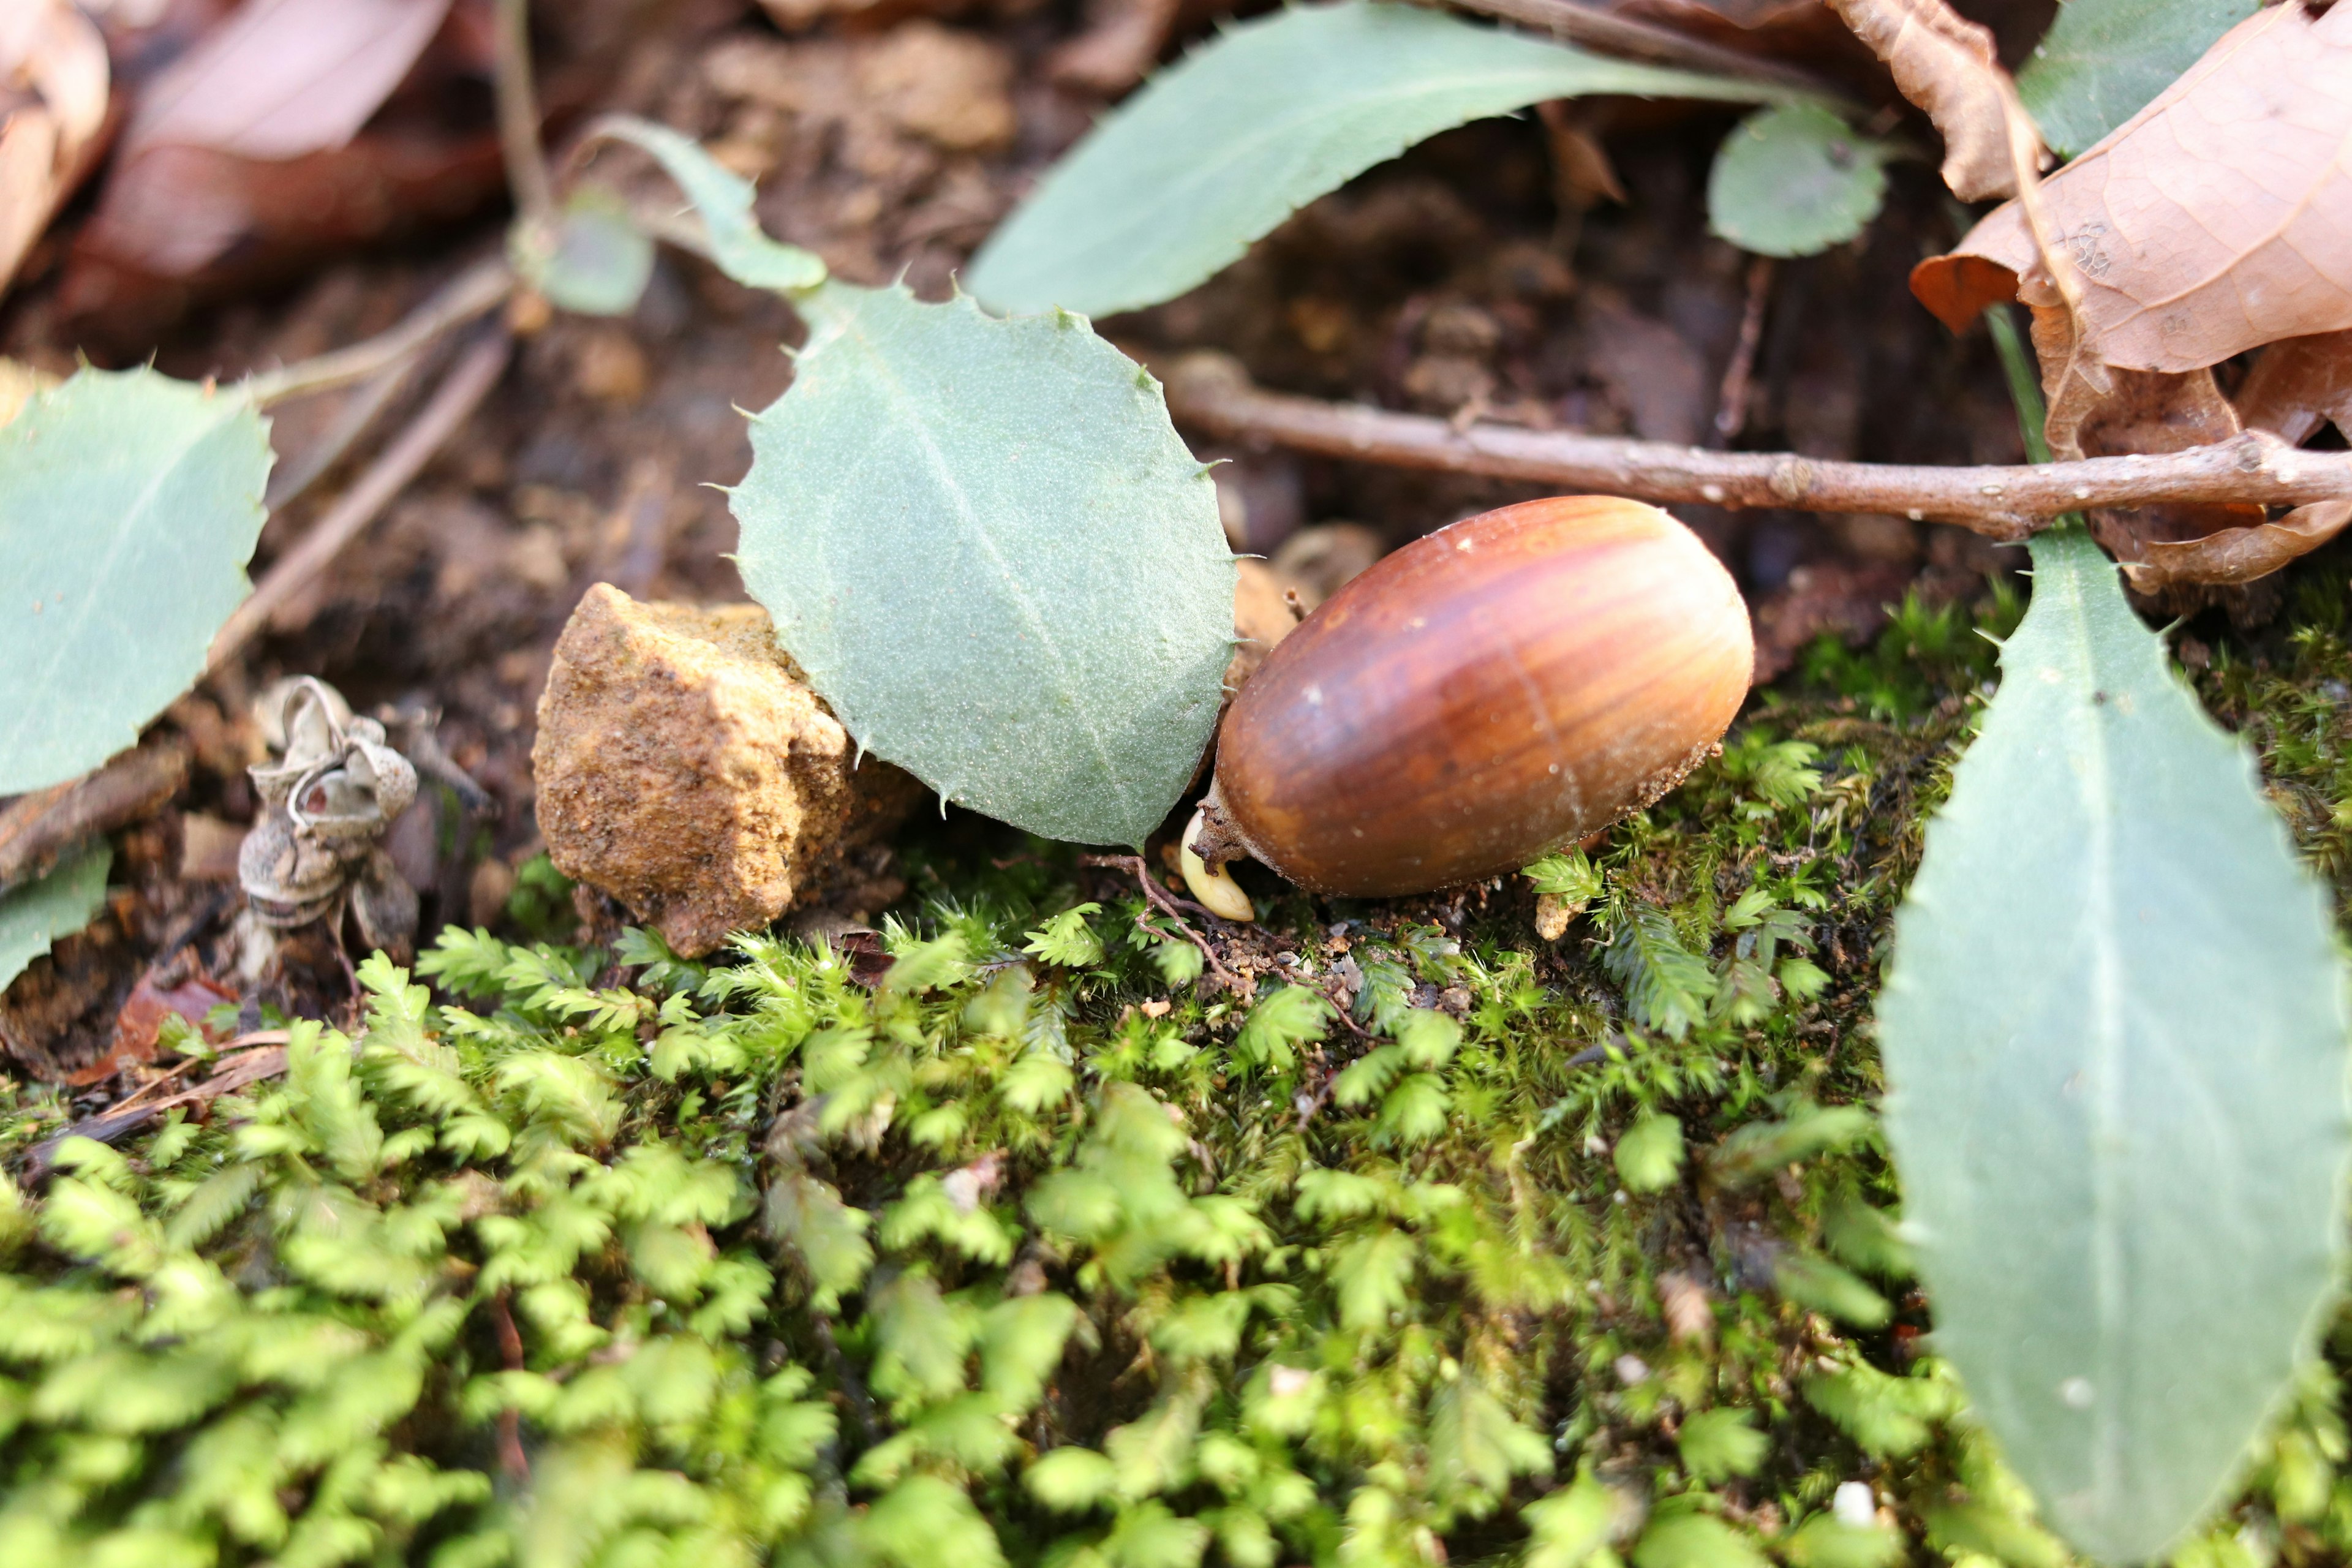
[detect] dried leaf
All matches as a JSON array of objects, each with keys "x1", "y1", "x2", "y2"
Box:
[
  {"x1": 2234, "y1": 331, "x2": 2352, "y2": 446},
  {"x1": 0, "y1": 0, "x2": 109, "y2": 294},
  {"x1": 1914, "y1": 4, "x2": 2352, "y2": 371},
  {"x1": 1824, "y1": 0, "x2": 2019, "y2": 200},
  {"x1": 2122, "y1": 500, "x2": 2352, "y2": 592},
  {"x1": 123, "y1": 0, "x2": 454, "y2": 162}
]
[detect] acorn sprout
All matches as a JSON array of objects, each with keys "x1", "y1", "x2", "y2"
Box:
[{"x1": 1186, "y1": 495, "x2": 1753, "y2": 908}]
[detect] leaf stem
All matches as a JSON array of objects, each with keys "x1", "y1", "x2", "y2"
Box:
[
  {"x1": 493, "y1": 0, "x2": 557, "y2": 226},
  {"x1": 239, "y1": 256, "x2": 514, "y2": 409},
  {"x1": 1986, "y1": 305, "x2": 2053, "y2": 466}
]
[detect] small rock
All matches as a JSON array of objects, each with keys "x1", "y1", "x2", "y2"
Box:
[{"x1": 532, "y1": 586, "x2": 922, "y2": 958}]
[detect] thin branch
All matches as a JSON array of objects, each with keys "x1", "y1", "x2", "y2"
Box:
[
  {"x1": 1711, "y1": 255, "x2": 1773, "y2": 446},
  {"x1": 1079, "y1": 853, "x2": 1244, "y2": 993},
  {"x1": 17, "y1": 1035, "x2": 292, "y2": 1183},
  {"x1": 493, "y1": 0, "x2": 557, "y2": 225},
  {"x1": 240, "y1": 256, "x2": 514, "y2": 408},
  {"x1": 1444, "y1": 0, "x2": 1856, "y2": 103},
  {"x1": 1157, "y1": 352, "x2": 2352, "y2": 537},
  {"x1": 209, "y1": 331, "x2": 513, "y2": 673}
]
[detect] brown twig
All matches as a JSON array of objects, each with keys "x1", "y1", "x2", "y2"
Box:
[
  {"x1": 1444, "y1": 0, "x2": 1854, "y2": 102},
  {"x1": 208, "y1": 331, "x2": 513, "y2": 674},
  {"x1": 17, "y1": 1034, "x2": 293, "y2": 1183},
  {"x1": 1079, "y1": 853, "x2": 1244, "y2": 993},
  {"x1": 1711, "y1": 256, "x2": 1773, "y2": 446},
  {"x1": 0, "y1": 737, "x2": 187, "y2": 895},
  {"x1": 1159, "y1": 352, "x2": 2352, "y2": 536},
  {"x1": 491, "y1": 1289, "x2": 533, "y2": 1483},
  {"x1": 239, "y1": 257, "x2": 514, "y2": 409}
]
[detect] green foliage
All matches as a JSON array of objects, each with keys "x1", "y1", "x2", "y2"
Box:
[
  {"x1": 731, "y1": 279, "x2": 1234, "y2": 847},
  {"x1": 1613, "y1": 1113, "x2": 1684, "y2": 1194},
  {"x1": 511, "y1": 187, "x2": 655, "y2": 316},
  {"x1": 587, "y1": 116, "x2": 826, "y2": 293},
  {"x1": 965, "y1": 0, "x2": 1794, "y2": 318},
  {"x1": 2017, "y1": 0, "x2": 2254, "y2": 156},
  {"x1": 1877, "y1": 525, "x2": 2350, "y2": 1562},
  {"x1": 8, "y1": 573, "x2": 2349, "y2": 1568},
  {"x1": 1706, "y1": 104, "x2": 1891, "y2": 258},
  {"x1": 0, "y1": 369, "x2": 272, "y2": 793},
  {"x1": 0, "y1": 843, "x2": 109, "y2": 993}
]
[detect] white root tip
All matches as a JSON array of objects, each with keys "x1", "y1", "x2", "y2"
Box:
[{"x1": 1178, "y1": 807, "x2": 1255, "y2": 923}]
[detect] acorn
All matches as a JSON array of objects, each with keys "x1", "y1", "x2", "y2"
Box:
[{"x1": 1185, "y1": 496, "x2": 1752, "y2": 909}]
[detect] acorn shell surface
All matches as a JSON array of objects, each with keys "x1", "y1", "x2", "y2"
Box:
[{"x1": 1212, "y1": 496, "x2": 1753, "y2": 897}]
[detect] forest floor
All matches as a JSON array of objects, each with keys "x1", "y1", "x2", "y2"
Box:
[{"x1": 5, "y1": 1, "x2": 2352, "y2": 1564}]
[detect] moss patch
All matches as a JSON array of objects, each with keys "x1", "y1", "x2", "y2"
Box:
[{"x1": 4, "y1": 566, "x2": 2352, "y2": 1567}]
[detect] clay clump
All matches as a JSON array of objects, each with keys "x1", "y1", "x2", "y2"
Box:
[{"x1": 532, "y1": 586, "x2": 921, "y2": 957}]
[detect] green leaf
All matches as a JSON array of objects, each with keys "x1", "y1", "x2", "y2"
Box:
[
  {"x1": 1426, "y1": 1377, "x2": 1553, "y2": 1501},
  {"x1": 586, "y1": 116, "x2": 826, "y2": 292},
  {"x1": 1613, "y1": 1113, "x2": 1684, "y2": 1194},
  {"x1": 1523, "y1": 850, "x2": 1602, "y2": 903},
  {"x1": 1708, "y1": 104, "x2": 1891, "y2": 258},
  {"x1": 1677, "y1": 1408, "x2": 1768, "y2": 1483},
  {"x1": 1784, "y1": 1516, "x2": 1902, "y2": 1568},
  {"x1": 2017, "y1": 0, "x2": 2255, "y2": 157},
  {"x1": 733, "y1": 281, "x2": 1232, "y2": 846},
  {"x1": 1233, "y1": 985, "x2": 1330, "y2": 1073},
  {"x1": 0, "y1": 843, "x2": 109, "y2": 993},
  {"x1": 0, "y1": 369, "x2": 271, "y2": 793},
  {"x1": 1025, "y1": 903, "x2": 1106, "y2": 968},
  {"x1": 1875, "y1": 524, "x2": 2350, "y2": 1562},
  {"x1": 1525, "y1": 1472, "x2": 1626, "y2": 1568},
  {"x1": 1602, "y1": 906, "x2": 1716, "y2": 1041},
  {"x1": 965, "y1": 0, "x2": 1795, "y2": 318},
  {"x1": 1028, "y1": 1446, "x2": 1118, "y2": 1512},
  {"x1": 1634, "y1": 1510, "x2": 1771, "y2": 1568},
  {"x1": 1773, "y1": 1251, "x2": 1890, "y2": 1330},
  {"x1": 513, "y1": 187, "x2": 654, "y2": 317}
]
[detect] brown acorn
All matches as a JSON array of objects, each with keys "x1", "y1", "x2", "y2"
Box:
[{"x1": 1186, "y1": 496, "x2": 1753, "y2": 908}]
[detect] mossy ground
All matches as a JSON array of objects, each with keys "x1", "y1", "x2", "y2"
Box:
[{"x1": 5, "y1": 554, "x2": 2352, "y2": 1568}]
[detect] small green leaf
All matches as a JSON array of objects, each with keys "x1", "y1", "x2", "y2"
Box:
[
  {"x1": 1784, "y1": 1516, "x2": 1902, "y2": 1568},
  {"x1": 1678, "y1": 1408, "x2": 1768, "y2": 1483},
  {"x1": 0, "y1": 369, "x2": 271, "y2": 793},
  {"x1": 1523, "y1": 850, "x2": 1602, "y2": 903},
  {"x1": 1027, "y1": 1447, "x2": 1118, "y2": 1512},
  {"x1": 733, "y1": 281, "x2": 1232, "y2": 846},
  {"x1": 586, "y1": 116, "x2": 825, "y2": 293},
  {"x1": 1024, "y1": 903, "x2": 1106, "y2": 968},
  {"x1": 1708, "y1": 104, "x2": 1891, "y2": 258},
  {"x1": 0, "y1": 843, "x2": 110, "y2": 993},
  {"x1": 2017, "y1": 0, "x2": 2255, "y2": 157},
  {"x1": 513, "y1": 187, "x2": 654, "y2": 317},
  {"x1": 1613, "y1": 1114, "x2": 1684, "y2": 1194},
  {"x1": 1634, "y1": 1510, "x2": 1771, "y2": 1568},
  {"x1": 1233, "y1": 985, "x2": 1330, "y2": 1073},
  {"x1": 1773, "y1": 1251, "x2": 1891, "y2": 1329},
  {"x1": 1876, "y1": 524, "x2": 2351, "y2": 1562},
  {"x1": 966, "y1": 0, "x2": 1795, "y2": 317},
  {"x1": 1525, "y1": 1472, "x2": 1626, "y2": 1568}
]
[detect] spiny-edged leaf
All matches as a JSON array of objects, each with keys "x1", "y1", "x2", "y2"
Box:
[
  {"x1": 0, "y1": 842, "x2": 109, "y2": 992},
  {"x1": 1708, "y1": 104, "x2": 1891, "y2": 258},
  {"x1": 964, "y1": 0, "x2": 1795, "y2": 317},
  {"x1": 733, "y1": 281, "x2": 1232, "y2": 846},
  {"x1": 586, "y1": 115, "x2": 826, "y2": 292},
  {"x1": 1678, "y1": 1408, "x2": 1769, "y2": 1483},
  {"x1": 1613, "y1": 1113, "x2": 1684, "y2": 1194},
  {"x1": 0, "y1": 369, "x2": 271, "y2": 793},
  {"x1": 2016, "y1": 0, "x2": 2255, "y2": 157},
  {"x1": 1875, "y1": 528, "x2": 2350, "y2": 1563},
  {"x1": 513, "y1": 187, "x2": 654, "y2": 317}
]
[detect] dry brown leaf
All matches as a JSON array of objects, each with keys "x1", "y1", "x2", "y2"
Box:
[
  {"x1": 0, "y1": 0, "x2": 109, "y2": 294},
  {"x1": 2236, "y1": 331, "x2": 2352, "y2": 446},
  {"x1": 1825, "y1": 0, "x2": 2016, "y2": 200},
  {"x1": 1913, "y1": 3, "x2": 2352, "y2": 372},
  {"x1": 2122, "y1": 500, "x2": 2352, "y2": 592},
  {"x1": 123, "y1": 0, "x2": 454, "y2": 162}
]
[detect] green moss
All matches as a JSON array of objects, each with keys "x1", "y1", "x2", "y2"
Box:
[{"x1": 4, "y1": 571, "x2": 2351, "y2": 1567}]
